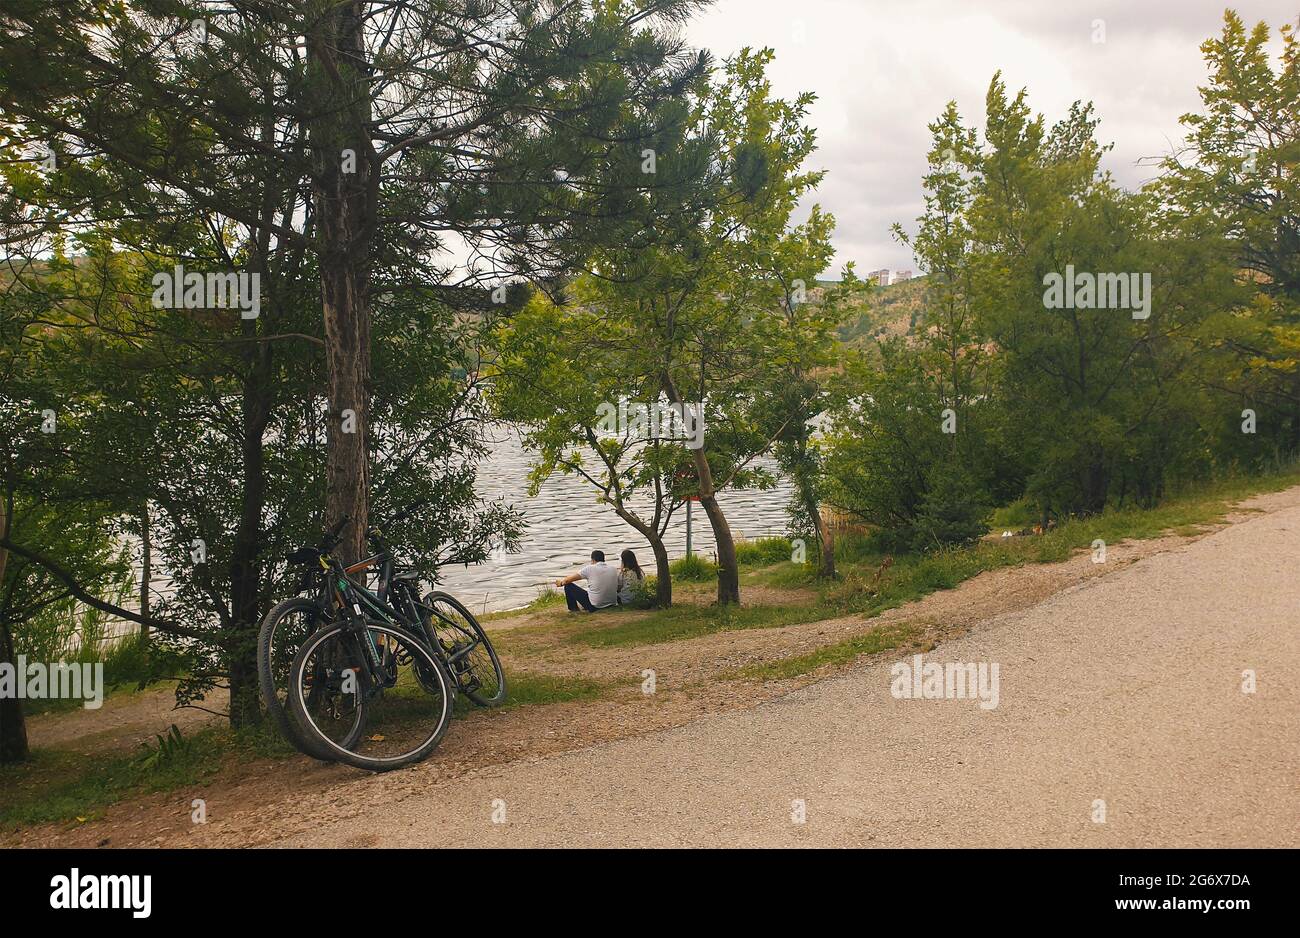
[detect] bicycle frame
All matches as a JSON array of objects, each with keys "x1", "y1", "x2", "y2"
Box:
[
  {"x1": 294, "y1": 524, "x2": 485, "y2": 692},
  {"x1": 340, "y1": 535, "x2": 484, "y2": 674},
  {"x1": 321, "y1": 555, "x2": 458, "y2": 658}
]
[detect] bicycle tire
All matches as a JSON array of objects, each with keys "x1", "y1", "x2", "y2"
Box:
[
  {"x1": 257, "y1": 597, "x2": 361, "y2": 760},
  {"x1": 423, "y1": 590, "x2": 507, "y2": 707},
  {"x1": 287, "y1": 621, "x2": 455, "y2": 772}
]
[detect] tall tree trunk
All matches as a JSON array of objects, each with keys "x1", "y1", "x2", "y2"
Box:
[
  {"x1": 227, "y1": 337, "x2": 273, "y2": 728},
  {"x1": 813, "y1": 504, "x2": 836, "y2": 579},
  {"x1": 0, "y1": 494, "x2": 28, "y2": 763},
  {"x1": 0, "y1": 617, "x2": 26, "y2": 764},
  {"x1": 647, "y1": 536, "x2": 672, "y2": 608},
  {"x1": 309, "y1": 1, "x2": 374, "y2": 563},
  {"x1": 139, "y1": 502, "x2": 151, "y2": 641},
  {"x1": 793, "y1": 441, "x2": 835, "y2": 579},
  {"x1": 696, "y1": 489, "x2": 739, "y2": 604}
]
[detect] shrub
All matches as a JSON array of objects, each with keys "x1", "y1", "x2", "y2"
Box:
[
  {"x1": 735, "y1": 537, "x2": 795, "y2": 566},
  {"x1": 908, "y1": 461, "x2": 991, "y2": 551},
  {"x1": 669, "y1": 553, "x2": 717, "y2": 581}
]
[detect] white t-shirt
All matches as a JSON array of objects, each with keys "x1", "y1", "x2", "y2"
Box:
[{"x1": 579, "y1": 562, "x2": 619, "y2": 608}]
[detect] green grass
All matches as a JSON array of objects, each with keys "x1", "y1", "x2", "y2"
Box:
[
  {"x1": 735, "y1": 536, "x2": 796, "y2": 566},
  {"x1": 567, "y1": 601, "x2": 827, "y2": 648},
  {"x1": 481, "y1": 586, "x2": 565, "y2": 622},
  {"x1": 563, "y1": 463, "x2": 1300, "y2": 650},
  {"x1": 722, "y1": 621, "x2": 924, "y2": 682},
  {"x1": 20, "y1": 634, "x2": 164, "y2": 717},
  {"x1": 451, "y1": 670, "x2": 609, "y2": 716},
  {"x1": 0, "y1": 722, "x2": 293, "y2": 830},
  {"x1": 494, "y1": 671, "x2": 607, "y2": 710}
]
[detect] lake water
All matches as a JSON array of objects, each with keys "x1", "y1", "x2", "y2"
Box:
[
  {"x1": 116, "y1": 427, "x2": 795, "y2": 628},
  {"x1": 433, "y1": 427, "x2": 795, "y2": 612}
]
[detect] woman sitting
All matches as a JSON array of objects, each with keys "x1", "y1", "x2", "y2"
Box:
[{"x1": 617, "y1": 549, "x2": 646, "y2": 607}]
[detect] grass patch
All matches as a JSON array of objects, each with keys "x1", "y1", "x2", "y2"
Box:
[
  {"x1": 453, "y1": 670, "x2": 608, "y2": 716},
  {"x1": 723, "y1": 621, "x2": 924, "y2": 682},
  {"x1": 20, "y1": 633, "x2": 164, "y2": 718},
  {"x1": 499, "y1": 671, "x2": 607, "y2": 709},
  {"x1": 735, "y1": 536, "x2": 795, "y2": 566},
  {"x1": 481, "y1": 587, "x2": 565, "y2": 622},
  {"x1": 565, "y1": 463, "x2": 1300, "y2": 650},
  {"x1": 567, "y1": 600, "x2": 837, "y2": 648},
  {"x1": 0, "y1": 722, "x2": 292, "y2": 830}
]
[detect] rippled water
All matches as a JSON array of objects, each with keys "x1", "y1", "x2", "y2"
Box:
[
  {"x1": 434, "y1": 427, "x2": 795, "y2": 612},
  {"x1": 118, "y1": 427, "x2": 795, "y2": 626}
]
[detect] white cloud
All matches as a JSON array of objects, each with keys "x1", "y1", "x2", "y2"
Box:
[{"x1": 686, "y1": 0, "x2": 1296, "y2": 276}]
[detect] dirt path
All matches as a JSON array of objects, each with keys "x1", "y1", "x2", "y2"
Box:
[{"x1": 11, "y1": 487, "x2": 1299, "y2": 847}]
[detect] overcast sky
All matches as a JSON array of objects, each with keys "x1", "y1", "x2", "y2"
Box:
[{"x1": 684, "y1": 0, "x2": 1297, "y2": 277}]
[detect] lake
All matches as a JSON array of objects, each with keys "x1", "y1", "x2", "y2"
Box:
[
  {"x1": 432, "y1": 426, "x2": 795, "y2": 612},
  {"x1": 117, "y1": 426, "x2": 795, "y2": 628}
]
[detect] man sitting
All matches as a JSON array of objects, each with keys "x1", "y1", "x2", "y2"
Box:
[{"x1": 555, "y1": 550, "x2": 619, "y2": 612}]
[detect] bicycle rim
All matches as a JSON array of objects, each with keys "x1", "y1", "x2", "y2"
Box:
[
  {"x1": 424, "y1": 591, "x2": 506, "y2": 706},
  {"x1": 291, "y1": 623, "x2": 453, "y2": 770}
]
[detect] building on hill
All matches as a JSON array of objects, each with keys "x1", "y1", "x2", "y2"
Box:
[
  {"x1": 893, "y1": 270, "x2": 913, "y2": 282},
  {"x1": 867, "y1": 268, "x2": 891, "y2": 286}
]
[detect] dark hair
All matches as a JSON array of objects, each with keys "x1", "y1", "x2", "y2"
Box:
[
  {"x1": 591, "y1": 549, "x2": 605, "y2": 562},
  {"x1": 620, "y1": 549, "x2": 643, "y2": 579}
]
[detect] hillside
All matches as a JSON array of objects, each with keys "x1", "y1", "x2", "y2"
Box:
[{"x1": 831, "y1": 275, "x2": 927, "y2": 349}]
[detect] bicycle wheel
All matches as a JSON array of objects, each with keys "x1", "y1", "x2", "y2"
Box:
[
  {"x1": 422, "y1": 591, "x2": 507, "y2": 707},
  {"x1": 288, "y1": 622, "x2": 454, "y2": 772},
  {"x1": 257, "y1": 597, "x2": 358, "y2": 760}
]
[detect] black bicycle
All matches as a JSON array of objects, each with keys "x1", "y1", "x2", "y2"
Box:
[{"x1": 257, "y1": 515, "x2": 506, "y2": 769}]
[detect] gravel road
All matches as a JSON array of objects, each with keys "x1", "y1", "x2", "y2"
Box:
[{"x1": 254, "y1": 499, "x2": 1300, "y2": 848}]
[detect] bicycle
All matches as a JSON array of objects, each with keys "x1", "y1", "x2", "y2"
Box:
[
  {"x1": 282, "y1": 520, "x2": 454, "y2": 771},
  {"x1": 256, "y1": 511, "x2": 504, "y2": 758},
  {"x1": 256, "y1": 520, "x2": 348, "y2": 761},
  {"x1": 258, "y1": 515, "x2": 506, "y2": 769},
  {"x1": 363, "y1": 522, "x2": 506, "y2": 709}
]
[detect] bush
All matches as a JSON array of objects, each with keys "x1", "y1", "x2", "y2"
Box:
[
  {"x1": 908, "y1": 461, "x2": 991, "y2": 551},
  {"x1": 735, "y1": 537, "x2": 795, "y2": 566},
  {"x1": 669, "y1": 553, "x2": 717, "y2": 581},
  {"x1": 623, "y1": 574, "x2": 659, "y2": 609}
]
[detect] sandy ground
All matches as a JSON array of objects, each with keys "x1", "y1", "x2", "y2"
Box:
[
  {"x1": 182, "y1": 491, "x2": 1300, "y2": 845},
  {"x1": 9, "y1": 487, "x2": 1299, "y2": 848}
]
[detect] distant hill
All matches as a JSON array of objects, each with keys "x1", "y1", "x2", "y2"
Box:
[{"x1": 832, "y1": 276, "x2": 927, "y2": 349}]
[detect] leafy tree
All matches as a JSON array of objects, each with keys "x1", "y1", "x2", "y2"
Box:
[
  {"x1": 0, "y1": 231, "x2": 138, "y2": 760},
  {"x1": 0, "y1": 0, "x2": 715, "y2": 560},
  {"x1": 758, "y1": 218, "x2": 844, "y2": 579},
  {"x1": 0, "y1": 193, "x2": 518, "y2": 729},
  {"x1": 1162, "y1": 11, "x2": 1300, "y2": 456},
  {"x1": 488, "y1": 288, "x2": 688, "y2": 607},
  {"x1": 574, "y1": 47, "x2": 828, "y2": 604},
  {"x1": 964, "y1": 76, "x2": 1209, "y2": 516},
  {"x1": 824, "y1": 344, "x2": 955, "y2": 549}
]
